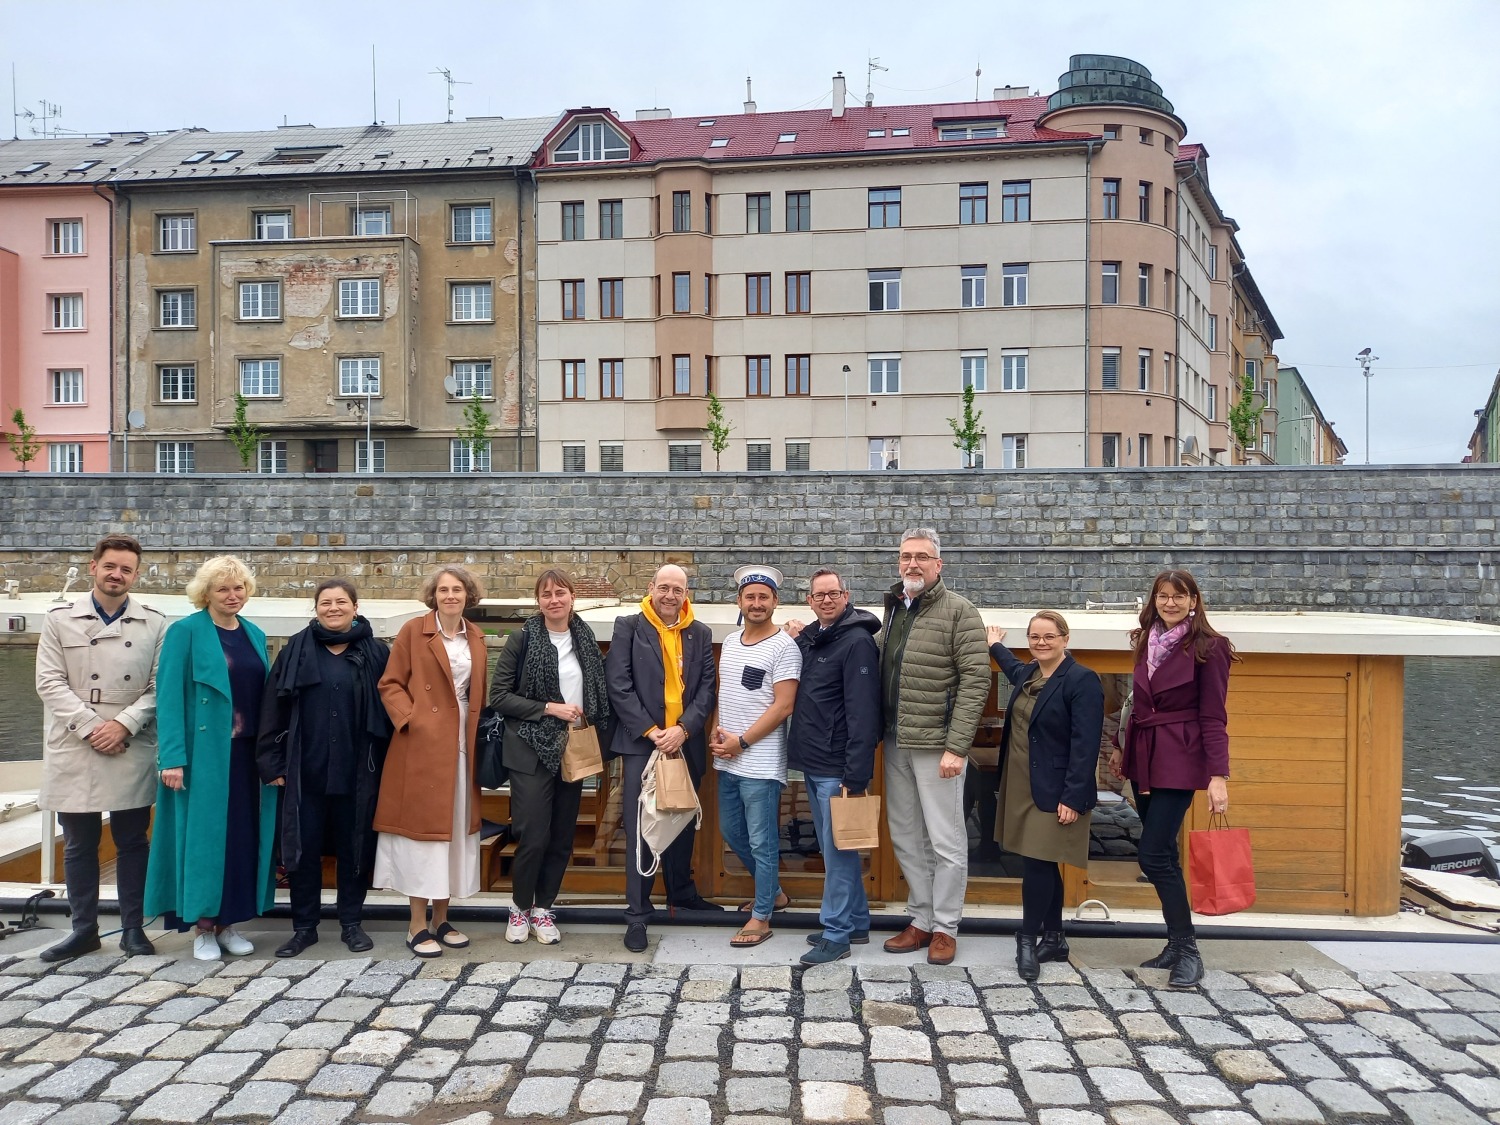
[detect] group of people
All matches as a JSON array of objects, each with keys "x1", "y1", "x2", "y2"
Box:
[{"x1": 34, "y1": 530, "x2": 1233, "y2": 987}]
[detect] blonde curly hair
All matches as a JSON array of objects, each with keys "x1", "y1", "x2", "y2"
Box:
[{"x1": 185, "y1": 555, "x2": 258, "y2": 610}]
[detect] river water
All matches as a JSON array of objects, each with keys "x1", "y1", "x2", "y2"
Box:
[{"x1": 2, "y1": 646, "x2": 1495, "y2": 853}]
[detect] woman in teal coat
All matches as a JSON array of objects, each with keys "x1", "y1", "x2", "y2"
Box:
[{"x1": 144, "y1": 556, "x2": 278, "y2": 961}]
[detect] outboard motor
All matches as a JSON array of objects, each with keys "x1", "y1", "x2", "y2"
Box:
[{"x1": 1402, "y1": 831, "x2": 1500, "y2": 880}]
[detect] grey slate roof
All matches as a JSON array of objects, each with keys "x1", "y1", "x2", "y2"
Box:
[{"x1": 0, "y1": 132, "x2": 175, "y2": 185}]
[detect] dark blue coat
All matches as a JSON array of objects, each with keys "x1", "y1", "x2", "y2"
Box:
[
  {"x1": 787, "y1": 605, "x2": 882, "y2": 791},
  {"x1": 991, "y1": 645, "x2": 1103, "y2": 815}
]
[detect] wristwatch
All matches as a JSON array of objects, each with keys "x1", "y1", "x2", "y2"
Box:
[{"x1": 738, "y1": 735, "x2": 750, "y2": 751}]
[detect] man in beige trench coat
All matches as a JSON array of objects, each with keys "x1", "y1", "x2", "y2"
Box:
[{"x1": 36, "y1": 534, "x2": 167, "y2": 962}]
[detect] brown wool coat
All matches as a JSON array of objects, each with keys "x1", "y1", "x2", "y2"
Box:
[{"x1": 372, "y1": 613, "x2": 488, "y2": 841}]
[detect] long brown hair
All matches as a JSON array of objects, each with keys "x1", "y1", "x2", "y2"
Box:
[{"x1": 1128, "y1": 569, "x2": 1239, "y2": 665}]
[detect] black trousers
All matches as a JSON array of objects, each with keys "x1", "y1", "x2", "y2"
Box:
[
  {"x1": 621, "y1": 750, "x2": 705, "y2": 925},
  {"x1": 508, "y1": 765, "x2": 583, "y2": 912},
  {"x1": 1136, "y1": 787, "x2": 1196, "y2": 937},
  {"x1": 58, "y1": 806, "x2": 151, "y2": 932},
  {"x1": 1019, "y1": 856, "x2": 1065, "y2": 937},
  {"x1": 287, "y1": 793, "x2": 366, "y2": 931}
]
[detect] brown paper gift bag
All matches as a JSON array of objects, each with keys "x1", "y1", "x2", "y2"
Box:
[
  {"x1": 655, "y1": 753, "x2": 698, "y2": 811},
  {"x1": 560, "y1": 724, "x2": 604, "y2": 783},
  {"x1": 830, "y1": 786, "x2": 882, "y2": 851}
]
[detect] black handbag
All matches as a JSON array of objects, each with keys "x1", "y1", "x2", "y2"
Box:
[{"x1": 476, "y1": 706, "x2": 509, "y2": 789}]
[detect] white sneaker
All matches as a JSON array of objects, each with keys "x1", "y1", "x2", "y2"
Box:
[
  {"x1": 218, "y1": 926, "x2": 254, "y2": 956},
  {"x1": 192, "y1": 930, "x2": 221, "y2": 961},
  {"x1": 505, "y1": 907, "x2": 530, "y2": 944},
  {"x1": 530, "y1": 908, "x2": 560, "y2": 945}
]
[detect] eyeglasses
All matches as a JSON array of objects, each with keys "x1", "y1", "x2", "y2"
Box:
[
  {"x1": 809, "y1": 591, "x2": 846, "y2": 602},
  {"x1": 1155, "y1": 592, "x2": 1192, "y2": 604},
  {"x1": 1026, "y1": 633, "x2": 1064, "y2": 644},
  {"x1": 899, "y1": 552, "x2": 937, "y2": 564}
]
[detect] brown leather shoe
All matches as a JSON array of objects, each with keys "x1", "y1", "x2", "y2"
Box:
[
  {"x1": 882, "y1": 925, "x2": 932, "y2": 954},
  {"x1": 927, "y1": 932, "x2": 957, "y2": 965}
]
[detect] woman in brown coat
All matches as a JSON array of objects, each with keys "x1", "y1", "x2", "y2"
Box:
[{"x1": 373, "y1": 566, "x2": 488, "y2": 957}]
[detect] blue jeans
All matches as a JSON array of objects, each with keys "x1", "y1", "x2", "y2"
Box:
[
  {"x1": 805, "y1": 774, "x2": 871, "y2": 945},
  {"x1": 717, "y1": 772, "x2": 784, "y2": 921}
]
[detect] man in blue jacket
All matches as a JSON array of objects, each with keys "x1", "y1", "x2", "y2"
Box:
[{"x1": 786, "y1": 568, "x2": 882, "y2": 964}]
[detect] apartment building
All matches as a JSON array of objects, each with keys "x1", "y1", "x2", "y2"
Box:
[
  {"x1": 1467, "y1": 370, "x2": 1499, "y2": 464},
  {"x1": 1276, "y1": 365, "x2": 1346, "y2": 465},
  {"x1": 532, "y1": 55, "x2": 1261, "y2": 472}
]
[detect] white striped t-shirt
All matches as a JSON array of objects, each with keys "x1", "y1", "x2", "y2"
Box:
[{"x1": 714, "y1": 628, "x2": 802, "y2": 781}]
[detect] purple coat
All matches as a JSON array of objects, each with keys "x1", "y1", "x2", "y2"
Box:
[{"x1": 1121, "y1": 635, "x2": 1231, "y2": 791}]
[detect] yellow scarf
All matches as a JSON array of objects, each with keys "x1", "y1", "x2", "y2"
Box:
[{"x1": 641, "y1": 594, "x2": 696, "y2": 729}]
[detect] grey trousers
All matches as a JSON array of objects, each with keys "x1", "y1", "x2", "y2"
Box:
[
  {"x1": 884, "y1": 736, "x2": 968, "y2": 937},
  {"x1": 58, "y1": 806, "x2": 151, "y2": 932}
]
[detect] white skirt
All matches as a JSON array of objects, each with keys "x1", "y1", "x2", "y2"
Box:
[{"x1": 373, "y1": 744, "x2": 481, "y2": 902}]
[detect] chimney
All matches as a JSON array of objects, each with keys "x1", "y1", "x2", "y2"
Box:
[
  {"x1": 743, "y1": 77, "x2": 756, "y2": 115},
  {"x1": 634, "y1": 108, "x2": 671, "y2": 120},
  {"x1": 832, "y1": 72, "x2": 846, "y2": 118},
  {"x1": 993, "y1": 85, "x2": 1031, "y2": 101}
]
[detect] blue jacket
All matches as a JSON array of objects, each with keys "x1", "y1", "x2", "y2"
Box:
[
  {"x1": 788, "y1": 605, "x2": 882, "y2": 791},
  {"x1": 992, "y1": 645, "x2": 1103, "y2": 815}
]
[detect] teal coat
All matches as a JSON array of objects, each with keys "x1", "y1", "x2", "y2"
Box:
[{"x1": 144, "y1": 609, "x2": 277, "y2": 923}]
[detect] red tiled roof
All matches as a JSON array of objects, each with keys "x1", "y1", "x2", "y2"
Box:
[{"x1": 1177, "y1": 142, "x2": 1204, "y2": 162}]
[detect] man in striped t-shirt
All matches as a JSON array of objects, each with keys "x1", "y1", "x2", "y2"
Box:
[{"x1": 712, "y1": 565, "x2": 802, "y2": 946}]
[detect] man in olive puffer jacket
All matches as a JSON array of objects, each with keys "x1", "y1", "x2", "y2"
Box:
[{"x1": 878, "y1": 527, "x2": 990, "y2": 965}]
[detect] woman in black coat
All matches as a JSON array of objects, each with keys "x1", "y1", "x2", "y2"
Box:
[
  {"x1": 258, "y1": 579, "x2": 391, "y2": 957},
  {"x1": 988, "y1": 612, "x2": 1104, "y2": 981}
]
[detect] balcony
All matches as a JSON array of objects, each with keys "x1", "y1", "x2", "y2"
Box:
[{"x1": 655, "y1": 396, "x2": 708, "y2": 431}]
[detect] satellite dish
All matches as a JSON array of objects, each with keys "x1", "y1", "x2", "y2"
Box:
[
  {"x1": 127, "y1": 410, "x2": 146, "y2": 429},
  {"x1": 443, "y1": 375, "x2": 458, "y2": 395}
]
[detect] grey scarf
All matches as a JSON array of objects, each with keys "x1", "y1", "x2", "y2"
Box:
[{"x1": 515, "y1": 612, "x2": 612, "y2": 774}]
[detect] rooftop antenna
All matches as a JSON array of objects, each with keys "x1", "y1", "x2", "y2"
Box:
[
  {"x1": 431, "y1": 67, "x2": 471, "y2": 123},
  {"x1": 10, "y1": 64, "x2": 17, "y2": 140},
  {"x1": 370, "y1": 45, "x2": 379, "y2": 126},
  {"x1": 21, "y1": 99, "x2": 61, "y2": 138},
  {"x1": 865, "y1": 57, "x2": 887, "y2": 107},
  {"x1": 975, "y1": 57, "x2": 982, "y2": 101}
]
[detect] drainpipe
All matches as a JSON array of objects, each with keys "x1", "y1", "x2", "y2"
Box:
[
  {"x1": 516, "y1": 170, "x2": 526, "y2": 471},
  {"x1": 119, "y1": 190, "x2": 133, "y2": 472},
  {"x1": 1081, "y1": 140, "x2": 1097, "y2": 467},
  {"x1": 93, "y1": 183, "x2": 117, "y2": 472}
]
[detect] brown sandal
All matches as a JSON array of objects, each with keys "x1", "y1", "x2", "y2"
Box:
[{"x1": 731, "y1": 925, "x2": 774, "y2": 947}]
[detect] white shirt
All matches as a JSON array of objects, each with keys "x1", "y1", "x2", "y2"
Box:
[
  {"x1": 714, "y1": 628, "x2": 801, "y2": 782},
  {"x1": 549, "y1": 628, "x2": 584, "y2": 710}
]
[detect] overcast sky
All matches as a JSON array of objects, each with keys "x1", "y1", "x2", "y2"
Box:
[{"x1": 8, "y1": 0, "x2": 1498, "y2": 463}]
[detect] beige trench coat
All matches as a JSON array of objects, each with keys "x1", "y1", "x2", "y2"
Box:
[{"x1": 36, "y1": 596, "x2": 167, "y2": 813}]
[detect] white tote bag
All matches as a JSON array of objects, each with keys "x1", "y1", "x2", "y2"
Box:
[{"x1": 636, "y1": 748, "x2": 703, "y2": 877}]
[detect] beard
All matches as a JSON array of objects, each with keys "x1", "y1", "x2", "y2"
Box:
[{"x1": 902, "y1": 576, "x2": 927, "y2": 598}]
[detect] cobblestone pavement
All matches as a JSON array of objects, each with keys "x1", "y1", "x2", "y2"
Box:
[{"x1": 2, "y1": 930, "x2": 1500, "y2": 1125}]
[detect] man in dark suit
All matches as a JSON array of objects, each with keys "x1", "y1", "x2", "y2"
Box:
[{"x1": 606, "y1": 563, "x2": 721, "y2": 952}]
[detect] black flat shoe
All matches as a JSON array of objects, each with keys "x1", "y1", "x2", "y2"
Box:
[
  {"x1": 671, "y1": 894, "x2": 726, "y2": 913},
  {"x1": 276, "y1": 929, "x2": 319, "y2": 958},
  {"x1": 119, "y1": 927, "x2": 155, "y2": 957},
  {"x1": 341, "y1": 924, "x2": 373, "y2": 953},
  {"x1": 624, "y1": 922, "x2": 648, "y2": 953},
  {"x1": 1015, "y1": 933, "x2": 1040, "y2": 982},
  {"x1": 41, "y1": 928, "x2": 101, "y2": 963}
]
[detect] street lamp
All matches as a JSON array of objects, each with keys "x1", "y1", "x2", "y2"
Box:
[
  {"x1": 1356, "y1": 348, "x2": 1378, "y2": 465},
  {"x1": 842, "y1": 364, "x2": 851, "y2": 470},
  {"x1": 363, "y1": 372, "x2": 378, "y2": 471}
]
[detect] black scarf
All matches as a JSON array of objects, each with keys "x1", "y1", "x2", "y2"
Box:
[
  {"x1": 515, "y1": 612, "x2": 612, "y2": 774},
  {"x1": 272, "y1": 616, "x2": 390, "y2": 742}
]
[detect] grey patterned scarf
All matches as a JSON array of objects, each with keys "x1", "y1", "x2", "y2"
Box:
[{"x1": 515, "y1": 612, "x2": 612, "y2": 774}]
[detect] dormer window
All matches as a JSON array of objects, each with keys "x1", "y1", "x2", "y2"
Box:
[
  {"x1": 553, "y1": 119, "x2": 630, "y2": 163},
  {"x1": 868, "y1": 130, "x2": 886, "y2": 138},
  {"x1": 937, "y1": 121, "x2": 1006, "y2": 140},
  {"x1": 709, "y1": 137, "x2": 730, "y2": 148},
  {"x1": 892, "y1": 128, "x2": 910, "y2": 137},
  {"x1": 17, "y1": 161, "x2": 49, "y2": 174},
  {"x1": 698, "y1": 120, "x2": 716, "y2": 127},
  {"x1": 67, "y1": 160, "x2": 100, "y2": 173},
  {"x1": 211, "y1": 150, "x2": 242, "y2": 163},
  {"x1": 182, "y1": 151, "x2": 213, "y2": 164},
  {"x1": 777, "y1": 132, "x2": 797, "y2": 143}
]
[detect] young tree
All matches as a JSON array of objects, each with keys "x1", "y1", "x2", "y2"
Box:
[
  {"x1": 457, "y1": 389, "x2": 492, "y2": 472},
  {"x1": 226, "y1": 392, "x2": 265, "y2": 470},
  {"x1": 705, "y1": 390, "x2": 733, "y2": 470},
  {"x1": 946, "y1": 383, "x2": 986, "y2": 468},
  {"x1": 5, "y1": 408, "x2": 41, "y2": 472},
  {"x1": 1227, "y1": 373, "x2": 1263, "y2": 462}
]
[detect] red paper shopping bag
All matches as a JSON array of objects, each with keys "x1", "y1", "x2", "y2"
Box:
[{"x1": 1188, "y1": 814, "x2": 1257, "y2": 915}]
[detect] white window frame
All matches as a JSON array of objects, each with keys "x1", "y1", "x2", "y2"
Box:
[
  {"x1": 667, "y1": 441, "x2": 702, "y2": 472},
  {"x1": 868, "y1": 437, "x2": 900, "y2": 470},
  {"x1": 49, "y1": 219, "x2": 84, "y2": 255},
  {"x1": 451, "y1": 282, "x2": 493, "y2": 322},
  {"x1": 1207, "y1": 384, "x2": 1218, "y2": 421},
  {"x1": 50, "y1": 293, "x2": 84, "y2": 329},
  {"x1": 961, "y1": 351, "x2": 987, "y2": 392},
  {"x1": 157, "y1": 214, "x2": 195, "y2": 252},
  {"x1": 1002, "y1": 434, "x2": 1027, "y2": 469},
  {"x1": 561, "y1": 443, "x2": 587, "y2": 473},
  {"x1": 553, "y1": 120, "x2": 630, "y2": 163},
  {"x1": 50, "y1": 368, "x2": 84, "y2": 405},
  {"x1": 673, "y1": 272, "x2": 691, "y2": 313},
  {"x1": 159, "y1": 365, "x2": 196, "y2": 402},
  {"x1": 48, "y1": 443, "x2": 84, "y2": 473},
  {"x1": 1001, "y1": 350, "x2": 1028, "y2": 392},
  {"x1": 1208, "y1": 314, "x2": 1218, "y2": 351},
  {"x1": 868, "y1": 355, "x2": 900, "y2": 395},
  {"x1": 451, "y1": 203, "x2": 492, "y2": 243},
  {"x1": 254, "y1": 211, "x2": 292, "y2": 240},
  {"x1": 962, "y1": 434, "x2": 986, "y2": 470},
  {"x1": 1138, "y1": 349, "x2": 1152, "y2": 391},
  {"x1": 159, "y1": 289, "x2": 196, "y2": 328},
  {"x1": 1001, "y1": 263, "x2": 1028, "y2": 306},
  {"x1": 239, "y1": 358, "x2": 281, "y2": 398},
  {"x1": 1101, "y1": 347, "x2": 1121, "y2": 390},
  {"x1": 1101, "y1": 433, "x2": 1121, "y2": 467},
  {"x1": 868, "y1": 269, "x2": 900, "y2": 312},
  {"x1": 451, "y1": 438, "x2": 492, "y2": 473},
  {"x1": 338, "y1": 356, "x2": 381, "y2": 397},
  {"x1": 156, "y1": 441, "x2": 195, "y2": 473},
  {"x1": 961, "y1": 265, "x2": 987, "y2": 308},
  {"x1": 257, "y1": 440, "x2": 288, "y2": 474},
  {"x1": 1102, "y1": 262, "x2": 1120, "y2": 305},
  {"x1": 239, "y1": 281, "x2": 281, "y2": 320},
  {"x1": 673, "y1": 355, "x2": 691, "y2": 395},
  {"x1": 356, "y1": 439, "x2": 386, "y2": 474},
  {"x1": 353, "y1": 207, "x2": 391, "y2": 236},
  {"x1": 451, "y1": 360, "x2": 493, "y2": 399},
  {"x1": 338, "y1": 278, "x2": 381, "y2": 318},
  {"x1": 1138, "y1": 434, "x2": 1152, "y2": 467}
]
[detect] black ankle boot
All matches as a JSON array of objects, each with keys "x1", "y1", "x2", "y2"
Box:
[
  {"x1": 1139, "y1": 939, "x2": 1180, "y2": 969},
  {"x1": 41, "y1": 927, "x2": 101, "y2": 963},
  {"x1": 1168, "y1": 937, "x2": 1204, "y2": 987},
  {"x1": 1036, "y1": 930, "x2": 1070, "y2": 963},
  {"x1": 119, "y1": 927, "x2": 156, "y2": 956},
  {"x1": 1015, "y1": 933, "x2": 1040, "y2": 982}
]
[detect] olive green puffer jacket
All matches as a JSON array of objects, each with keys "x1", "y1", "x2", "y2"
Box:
[{"x1": 879, "y1": 578, "x2": 990, "y2": 755}]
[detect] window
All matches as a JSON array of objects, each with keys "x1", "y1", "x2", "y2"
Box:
[
  {"x1": 48, "y1": 443, "x2": 84, "y2": 473},
  {"x1": 1164, "y1": 353, "x2": 1174, "y2": 395},
  {"x1": 559, "y1": 280, "x2": 584, "y2": 321},
  {"x1": 562, "y1": 444, "x2": 587, "y2": 473},
  {"x1": 785, "y1": 272, "x2": 810, "y2": 314},
  {"x1": 1208, "y1": 314, "x2": 1218, "y2": 351},
  {"x1": 1102, "y1": 179, "x2": 1120, "y2": 220},
  {"x1": 1002, "y1": 350, "x2": 1028, "y2": 391},
  {"x1": 669, "y1": 272, "x2": 691, "y2": 314},
  {"x1": 1101, "y1": 262, "x2": 1119, "y2": 305},
  {"x1": 156, "y1": 441, "x2": 195, "y2": 473},
  {"x1": 1262, "y1": 432, "x2": 1273, "y2": 457},
  {"x1": 868, "y1": 269, "x2": 900, "y2": 311},
  {"x1": 672, "y1": 191, "x2": 691, "y2": 232},
  {"x1": 785, "y1": 355, "x2": 810, "y2": 396},
  {"x1": 600, "y1": 278, "x2": 624, "y2": 319},
  {"x1": 959, "y1": 183, "x2": 987, "y2": 224},
  {"x1": 1002, "y1": 434, "x2": 1027, "y2": 469},
  {"x1": 1138, "y1": 350, "x2": 1152, "y2": 391},
  {"x1": 1101, "y1": 348, "x2": 1120, "y2": 390},
  {"x1": 786, "y1": 191, "x2": 810, "y2": 232},
  {"x1": 1208, "y1": 244, "x2": 1218, "y2": 280},
  {"x1": 938, "y1": 121, "x2": 1005, "y2": 140},
  {"x1": 50, "y1": 369, "x2": 84, "y2": 405},
  {"x1": 704, "y1": 193, "x2": 713, "y2": 234},
  {"x1": 962, "y1": 436, "x2": 986, "y2": 470},
  {"x1": 257, "y1": 440, "x2": 288, "y2": 474},
  {"x1": 562, "y1": 360, "x2": 585, "y2": 400},
  {"x1": 868, "y1": 437, "x2": 900, "y2": 470},
  {"x1": 961, "y1": 266, "x2": 987, "y2": 308},
  {"x1": 158, "y1": 290, "x2": 196, "y2": 328},
  {"x1": 1101, "y1": 433, "x2": 1120, "y2": 467},
  {"x1": 254, "y1": 211, "x2": 292, "y2": 240},
  {"x1": 673, "y1": 355, "x2": 691, "y2": 395},
  {"x1": 1139, "y1": 128, "x2": 1152, "y2": 145},
  {"x1": 451, "y1": 439, "x2": 491, "y2": 473},
  {"x1": 1102, "y1": 125, "x2": 1120, "y2": 140},
  {"x1": 447, "y1": 281, "x2": 492, "y2": 323},
  {"x1": 703, "y1": 274, "x2": 714, "y2": 315},
  {"x1": 338, "y1": 357, "x2": 380, "y2": 396},
  {"x1": 339, "y1": 278, "x2": 380, "y2": 318},
  {"x1": 50, "y1": 294, "x2": 83, "y2": 329},
  {"x1": 746, "y1": 442, "x2": 772, "y2": 471},
  {"x1": 356, "y1": 439, "x2": 385, "y2": 473},
  {"x1": 747, "y1": 357, "x2": 772, "y2": 396},
  {"x1": 1135, "y1": 434, "x2": 1150, "y2": 467},
  {"x1": 1138, "y1": 264, "x2": 1152, "y2": 307},
  {"x1": 1138, "y1": 182, "x2": 1152, "y2": 223},
  {"x1": 599, "y1": 443, "x2": 624, "y2": 472},
  {"x1": 353, "y1": 207, "x2": 391, "y2": 236},
  {"x1": 1163, "y1": 269, "x2": 1175, "y2": 313},
  {"x1": 159, "y1": 365, "x2": 196, "y2": 402},
  {"x1": 553, "y1": 120, "x2": 630, "y2": 162},
  {"x1": 599, "y1": 200, "x2": 623, "y2": 239},
  {"x1": 600, "y1": 359, "x2": 624, "y2": 399},
  {"x1": 451, "y1": 204, "x2": 491, "y2": 243},
  {"x1": 1163, "y1": 188, "x2": 1174, "y2": 229},
  {"x1": 182, "y1": 150, "x2": 213, "y2": 164},
  {"x1": 49, "y1": 220, "x2": 83, "y2": 255},
  {"x1": 704, "y1": 355, "x2": 715, "y2": 394},
  {"x1": 742, "y1": 274, "x2": 771, "y2": 316},
  {"x1": 785, "y1": 441, "x2": 810, "y2": 471},
  {"x1": 961, "y1": 352, "x2": 987, "y2": 392},
  {"x1": 158, "y1": 214, "x2": 195, "y2": 251},
  {"x1": 240, "y1": 358, "x2": 281, "y2": 397},
  {"x1": 451, "y1": 360, "x2": 493, "y2": 399},
  {"x1": 746, "y1": 193, "x2": 771, "y2": 233},
  {"x1": 561, "y1": 201, "x2": 584, "y2": 241},
  {"x1": 999, "y1": 180, "x2": 1031, "y2": 223},
  {"x1": 868, "y1": 355, "x2": 900, "y2": 394},
  {"x1": 1001, "y1": 263, "x2": 1028, "y2": 307},
  {"x1": 668, "y1": 442, "x2": 702, "y2": 471},
  {"x1": 1207, "y1": 384, "x2": 1218, "y2": 421},
  {"x1": 239, "y1": 281, "x2": 281, "y2": 320},
  {"x1": 777, "y1": 132, "x2": 797, "y2": 143},
  {"x1": 868, "y1": 188, "x2": 901, "y2": 228}
]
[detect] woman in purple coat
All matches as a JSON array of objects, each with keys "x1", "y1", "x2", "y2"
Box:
[{"x1": 1109, "y1": 569, "x2": 1236, "y2": 987}]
